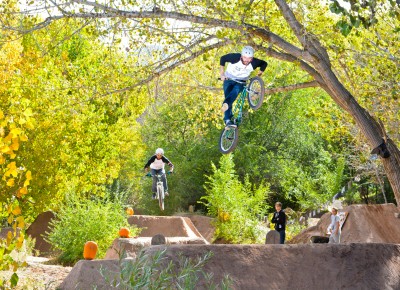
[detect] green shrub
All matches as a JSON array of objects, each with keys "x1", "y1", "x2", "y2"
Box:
[
  {"x1": 200, "y1": 154, "x2": 269, "y2": 244},
  {"x1": 100, "y1": 248, "x2": 233, "y2": 289},
  {"x1": 46, "y1": 196, "x2": 139, "y2": 265}
]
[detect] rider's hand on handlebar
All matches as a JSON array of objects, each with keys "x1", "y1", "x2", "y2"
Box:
[
  {"x1": 168, "y1": 170, "x2": 173, "y2": 175},
  {"x1": 146, "y1": 172, "x2": 152, "y2": 177}
]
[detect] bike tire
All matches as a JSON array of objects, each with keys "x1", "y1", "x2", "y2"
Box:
[
  {"x1": 247, "y1": 76, "x2": 265, "y2": 110},
  {"x1": 219, "y1": 126, "x2": 239, "y2": 154},
  {"x1": 157, "y1": 185, "x2": 164, "y2": 211}
]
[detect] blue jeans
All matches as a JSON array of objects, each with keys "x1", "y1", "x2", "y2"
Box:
[
  {"x1": 223, "y1": 80, "x2": 244, "y2": 121},
  {"x1": 278, "y1": 230, "x2": 286, "y2": 244},
  {"x1": 151, "y1": 169, "x2": 168, "y2": 193}
]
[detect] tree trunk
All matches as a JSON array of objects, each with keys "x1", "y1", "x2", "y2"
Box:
[{"x1": 274, "y1": 0, "x2": 400, "y2": 206}]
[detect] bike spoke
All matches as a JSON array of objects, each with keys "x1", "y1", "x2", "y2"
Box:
[
  {"x1": 219, "y1": 126, "x2": 239, "y2": 154},
  {"x1": 247, "y1": 77, "x2": 265, "y2": 110}
]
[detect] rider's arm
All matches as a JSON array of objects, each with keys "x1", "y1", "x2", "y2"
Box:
[
  {"x1": 144, "y1": 155, "x2": 156, "y2": 171},
  {"x1": 161, "y1": 156, "x2": 174, "y2": 172},
  {"x1": 253, "y1": 58, "x2": 268, "y2": 75}
]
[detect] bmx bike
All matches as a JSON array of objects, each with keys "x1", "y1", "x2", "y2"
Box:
[
  {"x1": 146, "y1": 171, "x2": 172, "y2": 211},
  {"x1": 219, "y1": 76, "x2": 265, "y2": 154}
]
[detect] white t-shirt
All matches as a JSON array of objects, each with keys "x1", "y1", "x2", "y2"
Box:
[
  {"x1": 150, "y1": 158, "x2": 165, "y2": 170},
  {"x1": 329, "y1": 214, "x2": 341, "y2": 233}
]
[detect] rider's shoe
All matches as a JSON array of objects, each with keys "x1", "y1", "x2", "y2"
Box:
[
  {"x1": 152, "y1": 193, "x2": 156, "y2": 200},
  {"x1": 221, "y1": 103, "x2": 228, "y2": 113},
  {"x1": 165, "y1": 192, "x2": 169, "y2": 197},
  {"x1": 225, "y1": 120, "x2": 237, "y2": 128}
]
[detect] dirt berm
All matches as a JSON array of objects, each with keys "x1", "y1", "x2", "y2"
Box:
[{"x1": 59, "y1": 243, "x2": 400, "y2": 289}]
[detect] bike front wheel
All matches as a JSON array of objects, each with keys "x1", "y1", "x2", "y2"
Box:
[
  {"x1": 157, "y1": 185, "x2": 164, "y2": 211},
  {"x1": 219, "y1": 126, "x2": 239, "y2": 154},
  {"x1": 247, "y1": 76, "x2": 265, "y2": 110}
]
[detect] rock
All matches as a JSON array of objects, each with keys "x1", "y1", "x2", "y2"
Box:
[
  {"x1": 151, "y1": 234, "x2": 166, "y2": 245},
  {"x1": 26, "y1": 211, "x2": 56, "y2": 256},
  {"x1": 265, "y1": 230, "x2": 280, "y2": 244}
]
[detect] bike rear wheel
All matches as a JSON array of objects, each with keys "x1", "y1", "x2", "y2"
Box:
[
  {"x1": 247, "y1": 76, "x2": 265, "y2": 110},
  {"x1": 219, "y1": 126, "x2": 239, "y2": 154},
  {"x1": 157, "y1": 184, "x2": 164, "y2": 211}
]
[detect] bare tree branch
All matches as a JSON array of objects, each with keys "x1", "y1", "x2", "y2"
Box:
[
  {"x1": 196, "y1": 80, "x2": 319, "y2": 93},
  {"x1": 103, "y1": 40, "x2": 231, "y2": 96},
  {"x1": 265, "y1": 80, "x2": 319, "y2": 94}
]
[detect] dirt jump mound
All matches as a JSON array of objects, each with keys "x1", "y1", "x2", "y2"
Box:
[{"x1": 291, "y1": 203, "x2": 400, "y2": 244}]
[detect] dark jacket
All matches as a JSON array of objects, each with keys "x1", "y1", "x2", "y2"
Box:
[{"x1": 271, "y1": 210, "x2": 286, "y2": 232}]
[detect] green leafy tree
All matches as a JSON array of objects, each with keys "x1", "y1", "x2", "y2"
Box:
[
  {"x1": 0, "y1": 35, "x2": 34, "y2": 288},
  {"x1": 231, "y1": 84, "x2": 349, "y2": 210},
  {"x1": 138, "y1": 55, "x2": 224, "y2": 213},
  {"x1": 329, "y1": 0, "x2": 400, "y2": 35},
  {"x1": 2, "y1": 21, "x2": 148, "y2": 216}
]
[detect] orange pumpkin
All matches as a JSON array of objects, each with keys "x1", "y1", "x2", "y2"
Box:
[
  {"x1": 126, "y1": 207, "x2": 134, "y2": 215},
  {"x1": 119, "y1": 227, "x2": 130, "y2": 238},
  {"x1": 83, "y1": 241, "x2": 98, "y2": 260}
]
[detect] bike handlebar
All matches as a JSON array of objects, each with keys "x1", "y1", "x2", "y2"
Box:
[{"x1": 145, "y1": 171, "x2": 173, "y2": 177}]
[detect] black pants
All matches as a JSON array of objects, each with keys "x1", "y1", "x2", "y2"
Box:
[{"x1": 278, "y1": 230, "x2": 285, "y2": 244}]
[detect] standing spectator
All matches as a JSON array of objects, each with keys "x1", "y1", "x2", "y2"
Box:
[
  {"x1": 271, "y1": 202, "x2": 286, "y2": 244},
  {"x1": 327, "y1": 206, "x2": 341, "y2": 244}
]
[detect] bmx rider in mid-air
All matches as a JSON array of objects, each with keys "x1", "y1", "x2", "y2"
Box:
[{"x1": 219, "y1": 46, "x2": 267, "y2": 127}]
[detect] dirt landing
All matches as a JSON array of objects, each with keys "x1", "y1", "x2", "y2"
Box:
[
  {"x1": 59, "y1": 243, "x2": 400, "y2": 290},
  {"x1": 128, "y1": 215, "x2": 206, "y2": 239}
]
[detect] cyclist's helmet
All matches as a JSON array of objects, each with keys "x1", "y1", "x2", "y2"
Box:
[
  {"x1": 155, "y1": 148, "x2": 164, "y2": 155},
  {"x1": 241, "y1": 46, "x2": 254, "y2": 58}
]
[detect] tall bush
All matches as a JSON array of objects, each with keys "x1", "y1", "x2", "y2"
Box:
[
  {"x1": 47, "y1": 195, "x2": 138, "y2": 264},
  {"x1": 201, "y1": 155, "x2": 269, "y2": 243}
]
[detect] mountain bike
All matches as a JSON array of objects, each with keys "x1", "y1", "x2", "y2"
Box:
[
  {"x1": 146, "y1": 171, "x2": 172, "y2": 211},
  {"x1": 219, "y1": 76, "x2": 265, "y2": 154}
]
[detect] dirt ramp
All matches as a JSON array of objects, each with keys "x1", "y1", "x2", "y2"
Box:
[
  {"x1": 128, "y1": 215, "x2": 205, "y2": 239},
  {"x1": 175, "y1": 214, "x2": 216, "y2": 242},
  {"x1": 60, "y1": 244, "x2": 400, "y2": 289},
  {"x1": 292, "y1": 203, "x2": 400, "y2": 244}
]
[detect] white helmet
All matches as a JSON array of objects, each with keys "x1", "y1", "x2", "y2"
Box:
[
  {"x1": 155, "y1": 148, "x2": 164, "y2": 155},
  {"x1": 241, "y1": 46, "x2": 254, "y2": 58}
]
